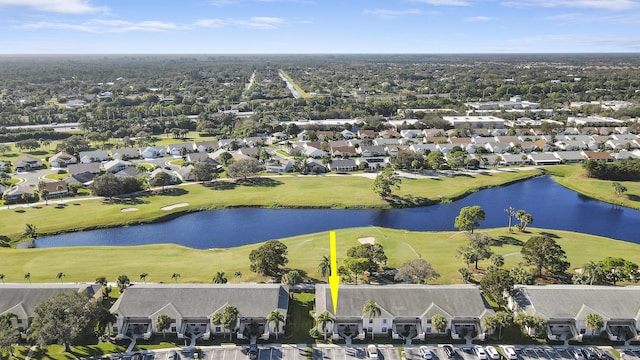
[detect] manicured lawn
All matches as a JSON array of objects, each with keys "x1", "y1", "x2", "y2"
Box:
[
  {"x1": 0, "y1": 169, "x2": 541, "y2": 240},
  {"x1": 545, "y1": 165, "x2": 640, "y2": 210},
  {"x1": 0, "y1": 226, "x2": 638, "y2": 285},
  {"x1": 285, "y1": 292, "x2": 316, "y2": 343}
]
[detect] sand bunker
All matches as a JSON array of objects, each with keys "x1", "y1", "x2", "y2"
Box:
[
  {"x1": 161, "y1": 203, "x2": 189, "y2": 211},
  {"x1": 120, "y1": 208, "x2": 139, "y2": 212},
  {"x1": 358, "y1": 237, "x2": 375, "y2": 244}
]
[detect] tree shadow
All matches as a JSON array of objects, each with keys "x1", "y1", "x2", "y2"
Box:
[
  {"x1": 110, "y1": 197, "x2": 147, "y2": 205},
  {"x1": 55, "y1": 203, "x2": 67, "y2": 209},
  {"x1": 626, "y1": 194, "x2": 640, "y2": 202},
  {"x1": 539, "y1": 231, "x2": 560, "y2": 239},
  {"x1": 495, "y1": 236, "x2": 524, "y2": 246},
  {"x1": 27, "y1": 150, "x2": 48, "y2": 156},
  {"x1": 14, "y1": 209, "x2": 26, "y2": 213},
  {"x1": 157, "y1": 188, "x2": 188, "y2": 197},
  {"x1": 237, "y1": 177, "x2": 283, "y2": 188},
  {"x1": 384, "y1": 194, "x2": 434, "y2": 208},
  {"x1": 206, "y1": 181, "x2": 238, "y2": 191}
]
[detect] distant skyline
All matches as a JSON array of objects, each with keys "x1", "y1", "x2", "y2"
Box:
[{"x1": 0, "y1": 0, "x2": 639, "y2": 54}]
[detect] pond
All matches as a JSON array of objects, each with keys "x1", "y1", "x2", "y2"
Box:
[{"x1": 35, "y1": 176, "x2": 640, "y2": 249}]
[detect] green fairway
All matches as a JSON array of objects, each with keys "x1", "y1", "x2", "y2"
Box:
[
  {"x1": 0, "y1": 169, "x2": 541, "y2": 240},
  {"x1": 0, "y1": 227, "x2": 637, "y2": 285},
  {"x1": 545, "y1": 165, "x2": 640, "y2": 210}
]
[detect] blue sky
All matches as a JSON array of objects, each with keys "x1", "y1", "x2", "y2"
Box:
[{"x1": 0, "y1": 0, "x2": 639, "y2": 54}]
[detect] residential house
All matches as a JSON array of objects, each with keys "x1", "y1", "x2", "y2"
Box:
[
  {"x1": 140, "y1": 146, "x2": 167, "y2": 159},
  {"x1": 423, "y1": 129, "x2": 447, "y2": 138},
  {"x1": 483, "y1": 142, "x2": 505, "y2": 154},
  {"x1": 14, "y1": 156, "x2": 44, "y2": 172},
  {"x1": 218, "y1": 139, "x2": 239, "y2": 150},
  {"x1": 0, "y1": 283, "x2": 102, "y2": 334},
  {"x1": 373, "y1": 138, "x2": 400, "y2": 147},
  {"x1": 400, "y1": 129, "x2": 423, "y2": 139},
  {"x1": 78, "y1": 150, "x2": 109, "y2": 164},
  {"x1": 103, "y1": 159, "x2": 131, "y2": 174},
  {"x1": 244, "y1": 137, "x2": 264, "y2": 147},
  {"x1": 527, "y1": 153, "x2": 561, "y2": 166},
  {"x1": 614, "y1": 150, "x2": 638, "y2": 160},
  {"x1": 436, "y1": 144, "x2": 459, "y2": 155},
  {"x1": 2, "y1": 184, "x2": 32, "y2": 203},
  {"x1": 149, "y1": 168, "x2": 178, "y2": 183},
  {"x1": 48, "y1": 152, "x2": 77, "y2": 168},
  {"x1": 357, "y1": 146, "x2": 385, "y2": 157},
  {"x1": 304, "y1": 145, "x2": 328, "y2": 159},
  {"x1": 501, "y1": 154, "x2": 528, "y2": 166},
  {"x1": 39, "y1": 180, "x2": 69, "y2": 198},
  {"x1": 357, "y1": 129, "x2": 376, "y2": 139},
  {"x1": 238, "y1": 147, "x2": 260, "y2": 158},
  {"x1": 265, "y1": 159, "x2": 293, "y2": 173},
  {"x1": 111, "y1": 147, "x2": 140, "y2": 160},
  {"x1": 378, "y1": 129, "x2": 401, "y2": 138},
  {"x1": 193, "y1": 141, "x2": 219, "y2": 153},
  {"x1": 356, "y1": 157, "x2": 387, "y2": 171},
  {"x1": 167, "y1": 143, "x2": 192, "y2": 157},
  {"x1": 508, "y1": 285, "x2": 640, "y2": 343},
  {"x1": 331, "y1": 146, "x2": 357, "y2": 158},
  {"x1": 110, "y1": 284, "x2": 289, "y2": 341},
  {"x1": 66, "y1": 162, "x2": 102, "y2": 185},
  {"x1": 409, "y1": 144, "x2": 438, "y2": 154},
  {"x1": 314, "y1": 284, "x2": 495, "y2": 342},
  {"x1": 317, "y1": 131, "x2": 336, "y2": 141},
  {"x1": 553, "y1": 151, "x2": 586, "y2": 164},
  {"x1": 340, "y1": 130, "x2": 356, "y2": 139},
  {"x1": 174, "y1": 165, "x2": 194, "y2": 182},
  {"x1": 424, "y1": 136, "x2": 449, "y2": 144},
  {"x1": 328, "y1": 159, "x2": 357, "y2": 172},
  {"x1": 582, "y1": 151, "x2": 614, "y2": 162},
  {"x1": 442, "y1": 116, "x2": 505, "y2": 129},
  {"x1": 186, "y1": 152, "x2": 219, "y2": 165},
  {"x1": 305, "y1": 158, "x2": 327, "y2": 173}
]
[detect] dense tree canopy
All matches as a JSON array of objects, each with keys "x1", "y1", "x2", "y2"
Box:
[
  {"x1": 521, "y1": 236, "x2": 570, "y2": 279},
  {"x1": 454, "y1": 205, "x2": 486, "y2": 233},
  {"x1": 394, "y1": 258, "x2": 440, "y2": 284},
  {"x1": 27, "y1": 291, "x2": 103, "y2": 352},
  {"x1": 249, "y1": 240, "x2": 288, "y2": 277}
]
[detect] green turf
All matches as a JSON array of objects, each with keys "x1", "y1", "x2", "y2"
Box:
[
  {"x1": 0, "y1": 227, "x2": 638, "y2": 285},
  {"x1": 0, "y1": 169, "x2": 541, "y2": 240},
  {"x1": 545, "y1": 165, "x2": 640, "y2": 210}
]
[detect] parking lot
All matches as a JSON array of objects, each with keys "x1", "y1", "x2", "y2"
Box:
[{"x1": 313, "y1": 345, "x2": 400, "y2": 360}]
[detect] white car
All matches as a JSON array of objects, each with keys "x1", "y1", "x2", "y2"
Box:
[
  {"x1": 367, "y1": 344, "x2": 379, "y2": 359},
  {"x1": 485, "y1": 346, "x2": 500, "y2": 360},
  {"x1": 475, "y1": 345, "x2": 488, "y2": 360},
  {"x1": 500, "y1": 345, "x2": 517, "y2": 360},
  {"x1": 420, "y1": 346, "x2": 433, "y2": 359}
]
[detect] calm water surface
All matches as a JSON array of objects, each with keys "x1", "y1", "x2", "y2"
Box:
[{"x1": 36, "y1": 176, "x2": 640, "y2": 249}]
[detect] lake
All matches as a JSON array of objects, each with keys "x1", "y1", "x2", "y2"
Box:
[{"x1": 35, "y1": 176, "x2": 640, "y2": 249}]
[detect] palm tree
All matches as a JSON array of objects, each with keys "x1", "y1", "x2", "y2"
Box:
[
  {"x1": 267, "y1": 310, "x2": 285, "y2": 340},
  {"x1": 156, "y1": 314, "x2": 172, "y2": 338},
  {"x1": 40, "y1": 188, "x2": 49, "y2": 205},
  {"x1": 56, "y1": 272, "x2": 65, "y2": 283},
  {"x1": 0, "y1": 273, "x2": 4, "y2": 283},
  {"x1": 23, "y1": 223, "x2": 37, "y2": 240},
  {"x1": 171, "y1": 273, "x2": 180, "y2": 283},
  {"x1": 213, "y1": 272, "x2": 228, "y2": 284},
  {"x1": 139, "y1": 273, "x2": 149, "y2": 283},
  {"x1": 504, "y1": 206, "x2": 516, "y2": 233},
  {"x1": 24, "y1": 272, "x2": 31, "y2": 283},
  {"x1": 318, "y1": 255, "x2": 331, "y2": 279},
  {"x1": 233, "y1": 271, "x2": 242, "y2": 281},
  {"x1": 316, "y1": 311, "x2": 334, "y2": 341},
  {"x1": 362, "y1": 299, "x2": 381, "y2": 340},
  {"x1": 56, "y1": 184, "x2": 64, "y2": 204}
]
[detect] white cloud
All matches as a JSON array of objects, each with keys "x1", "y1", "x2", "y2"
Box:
[
  {"x1": 20, "y1": 19, "x2": 182, "y2": 32},
  {"x1": 0, "y1": 0, "x2": 108, "y2": 14},
  {"x1": 235, "y1": 17, "x2": 285, "y2": 29},
  {"x1": 364, "y1": 8, "x2": 422, "y2": 18},
  {"x1": 412, "y1": 0, "x2": 470, "y2": 5},
  {"x1": 464, "y1": 15, "x2": 493, "y2": 21},
  {"x1": 502, "y1": 0, "x2": 638, "y2": 11},
  {"x1": 19, "y1": 16, "x2": 288, "y2": 32}
]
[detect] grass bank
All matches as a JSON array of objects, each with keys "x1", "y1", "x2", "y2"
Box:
[
  {"x1": 0, "y1": 169, "x2": 541, "y2": 241},
  {"x1": 0, "y1": 227, "x2": 638, "y2": 285},
  {"x1": 545, "y1": 165, "x2": 640, "y2": 210},
  {"x1": 278, "y1": 70, "x2": 310, "y2": 99}
]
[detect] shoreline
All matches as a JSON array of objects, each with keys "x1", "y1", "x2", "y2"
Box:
[{"x1": 14, "y1": 170, "x2": 544, "y2": 246}]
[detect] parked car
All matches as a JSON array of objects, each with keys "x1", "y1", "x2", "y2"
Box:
[
  {"x1": 248, "y1": 344, "x2": 258, "y2": 360},
  {"x1": 475, "y1": 345, "x2": 488, "y2": 360},
  {"x1": 500, "y1": 345, "x2": 517, "y2": 360},
  {"x1": 367, "y1": 344, "x2": 379, "y2": 359},
  {"x1": 590, "y1": 347, "x2": 605, "y2": 360},
  {"x1": 443, "y1": 345, "x2": 456, "y2": 359},
  {"x1": 166, "y1": 351, "x2": 178, "y2": 360},
  {"x1": 569, "y1": 348, "x2": 585, "y2": 360},
  {"x1": 420, "y1": 346, "x2": 433, "y2": 359},
  {"x1": 582, "y1": 348, "x2": 596, "y2": 360},
  {"x1": 485, "y1": 346, "x2": 500, "y2": 360}
]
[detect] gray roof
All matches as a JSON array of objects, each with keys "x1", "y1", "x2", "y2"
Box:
[
  {"x1": 67, "y1": 162, "x2": 101, "y2": 175},
  {"x1": 110, "y1": 284, "x2": 289, "y2": 319},
  {"x1": 0, "y1": 283, "x2": 102, "y2": 318},
  {"x1": 511, "y1": 285, "x2": 640, "y2": 321},
  {"x1": 315, "y1": 284, "x2": 494, "y2": 319}
]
